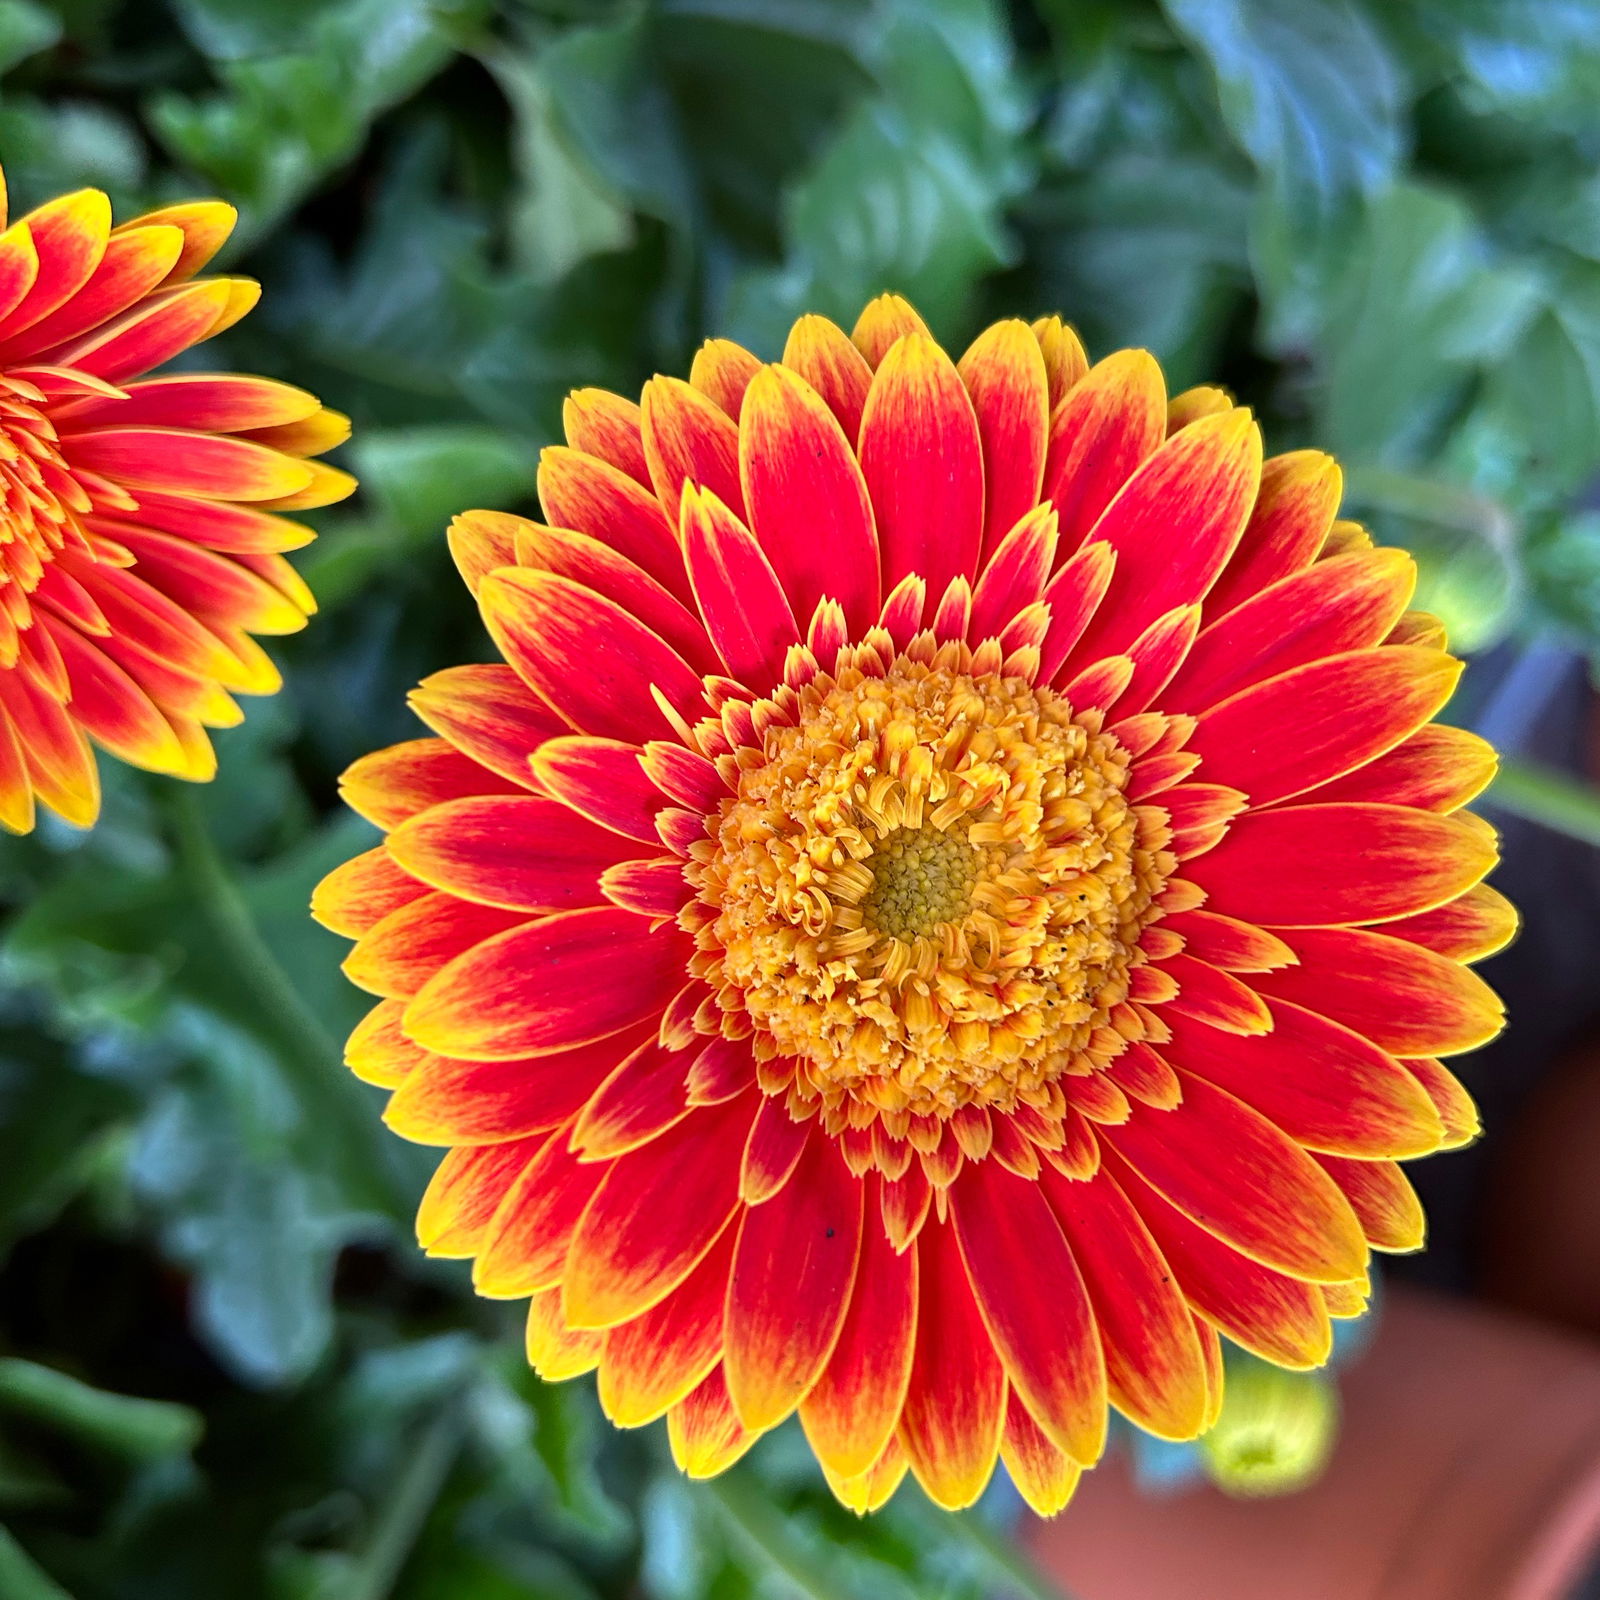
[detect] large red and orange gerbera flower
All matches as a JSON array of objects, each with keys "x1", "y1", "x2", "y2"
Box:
[
  {"x1": 314, "y1": 295, "x2": 1509, "y2": 1515},
  {"x1": 0, "y1": 165, "x2": 351, "y2": 832}
]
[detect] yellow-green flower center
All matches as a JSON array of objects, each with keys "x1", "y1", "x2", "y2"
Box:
[{"x1": 861, "y1": 824, "x2": 981, "y2": 940}]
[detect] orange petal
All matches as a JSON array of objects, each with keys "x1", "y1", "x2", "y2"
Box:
[
  {"x1": 725, "y1": 1136, "x2": 864, "y2": 1430},
  {"x1": 1310, "y1": 722, "x2": 1497, "y2": 812},
  {"x1": 1000, "y1": 1390, "x2": 1082, "y2": 1517},
  {"x1": 340, "y1": 737, "x2": 519, "y2": 830},
  {"x1": 408, "y1": 662, "x2": 558, "y2": 792},
  {"x1": 667, "y1": 1366, "x2": 757, "y2": 1477},
  {"x1": 1254, "y1": 926, "x2": 1505, "y2": 1058},
  {"x1": 858, "y1": 332, "x2": 984, "y2": 605},
  {"x1": 1036, "y1": 540, "x2": 1115, "y2": 683},
  {"x1": 311, "y1": 846, "x2": 428, "y2": 937},
  {"x1": 1313, "y1": 1154, "x2": 1426, "y2": 1252},
  {"x1": 1402, "y1": 1056, "x2": 1481, "y2": 1148},
  {"x1": 1044, "y1": 1163, "x2": 1210, "y2": 1441},
  {"x1": 1185, "y1": 802, "x2": 1496, "y2": 927},
  {"x1": 958, "y1": 319, "x2": 1049, "y2": 562},
  {"x1": 1384, "y1": 880, "x2": 1518, "y2": 962},
  {"x1": 1160, "y1": 952, "x2": 1272, "y2": 1035},
  {"x1": 524, "y1": 1287, "x2": 603, "y2": 1381},
  {"x1": 342, "y1": 891, "x2": 528, "y2": 999},
  {"x1": 474, "y1": 1121, "x2": 609, "y2": 1296},
  {"x1": 536, "y1": 444, "x2": 686, "y2": 599},
  {"x1": 898, "y1": 1217, "x2": 1006, "y2": 1509},
  {"x1": 562, "y1": 388, "x2": 651, "y2": 487},
  {"x1": 416, "y1": 1138, "x2": 542, "y2": 1258},
  {"x1": 1206, "y1": 450, "x2": 1342, "y2": 618},
  {"x1": 950, "y1": 1163, "x2": 1105, "y2": 1465},
  {"x1": 446, "y1": 509, "x2": 521, "y2": 596},
  {"x1": 599, "y1": 1224, "x2": 734, "y2": 1425},
  {"x1": 479, "y1": 568, "x2": 704, "y2": 743},
  {"x1": 851, "y1": 293, "x2": 930, "y2": 367},
  {"x1": 739, "y1": 362, "x2": 879, "y2": 634},
  {"x1": 1161, "y1": 909, "x2": 1296, "y2": 972},
  {"x1": 1189, "y1": 646, "x2": 1462, "y2": 806},
  {"x1": 404, "y1": 905, "x2": 691, "y2": 1061},
  {"x1": 1098, "y1": 1075, "x2": 1368, "y2": 1284},
  {"x1": 782, "y1": 313, "x2": 873, "y2": 440},
  {"x1": 63, "y1": 427, "x2": 312, "y2": 500},
  {"x1": 564, "y1": 1094, "x2": 755, "y2": 1328},
  {"x1": 113, "y1": 198, "x2": 236, "y2": 284},
  {"x1": 641, "y1": 375, "x2": 744, "y2": 521},
  {"x1": 1044, "y1": 348, "x2": 1166, "y2": 552},
  {"x1": 970, "y1": 503, "x2": 1057, "y2": 643},
  {"x1": 1163, "y1": 1001, "x2": 1444, "y2": 1159},
  {"x1": 1103, "y1": 1146, "x2": 1333, "y2": 1369},
  {"x1": 528, "y1": 735, "x2": 666, "y2": 843},
  {"x1": 1031, "y1": 314, "x2": 1089, "y2": 409},
  {"x1": 344, "y1": 998, "x2": 426, "y2": 1088},
  {"x1": 800, "y1": 1183, "x2": 917, "y2": 1478},
  {"x1": 1168, "y1": 547, "x2": 1415, "y2": 711},
  {"x1": 739, "y1": 1096, "x2": 812, "y2": 1204},
  {"x1": 681, "y1": 484, "x2": 798, "y2": 687},
  {"x1": 0, "y1": 188, "x2": 110, "y2": 340},
  {"x1": 386, "y1": 793, "x2": 632, "y2": 912},
  {"x1": 689, "y1": 337, "x2": 761, "y2": 418},
  {"x1": 569, "y1": 1035, "x2": 693, "y2": 1161}
]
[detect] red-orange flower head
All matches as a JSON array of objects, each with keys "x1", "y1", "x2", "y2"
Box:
[
  {"x1": 314, "y1": 295, "x2": 1509, "y2": 1516},
  {"x1": 0, "y1": 165, "x2": 353, "y2": 833}
]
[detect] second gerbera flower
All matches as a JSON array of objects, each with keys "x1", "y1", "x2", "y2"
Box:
[{"x1": 314, "y1": 294, "x2": 1508, "y2": 1516}]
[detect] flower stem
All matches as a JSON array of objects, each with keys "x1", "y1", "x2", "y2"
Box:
[
  {"x1": 1488, "y1": 758, "x2": 1600, "y2": 848},
  {"x1": 344, "y1": 1405, "x2": 464, "y2": 1600},
  {"x1": 166, "y1": 786, "x2": 407, "y2": 1217}
]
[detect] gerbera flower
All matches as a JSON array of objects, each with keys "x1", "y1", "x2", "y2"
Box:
[
  {"x1": 0, "y1": 164, "x2": 352, "y2": 833},
  {"x1": 314, "y1": 294, "x2": 1508, "y2": 1516}
]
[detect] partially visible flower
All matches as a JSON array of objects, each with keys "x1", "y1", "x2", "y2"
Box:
[
  {"x1": 1198, "y1": 1355, "x2": 1338, "y2": 1496},
  {"x1": 316, "y1": 294, "x2": 1508, "y2": 1516},
  {"x1": 0, "y1": 164, "x2": 352, "y2": 832}
]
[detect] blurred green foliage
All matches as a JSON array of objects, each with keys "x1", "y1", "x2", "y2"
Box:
[{"x1": 3, "y1": 1, "x2": 1600, "y2": 1595}]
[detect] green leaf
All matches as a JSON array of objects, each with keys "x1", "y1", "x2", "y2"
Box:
[
  {"x1": 0, "y1": 1527, "x2": 73, "y2": 1600},
  {"x1": 0, "y1": 1360, "x2": 203, "y2": 1464},
  {"x1": 0, "y1": 0, "x2": 60, "y2": 74},
  {"x1": 1315, "y1": 184, "x2": 1538, "y2": 462}
]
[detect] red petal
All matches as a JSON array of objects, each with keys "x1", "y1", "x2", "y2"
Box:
[
  {"x1": 64, "y1": 427, "x2": 312, "y2": 500},
  {"x1": 1000, "y1": 1390, "x2": 1082, "y2": 1517},
  {"x1": 951, "y1": 1163, "x2": 1105, "y2": 1465},
  {"x1": 1384, "y1": 881, "x2": 1518, "y2": 962},
  {"x1": 851, "y1": 294, "x2": 930, "y2": 366},
  {"x1": 1043, "y1": 1164, "x2": 1210, "y2": 1440},
  {"x1": 599, "y1": 1225, "x2": 734, "y2": 1425},
  {"x1": 1253, "y1": 926, "x2": 1505, "y2": 1057},
  {"x1": 385, "y1": 1035, "x2": 629, "y2": 1146},
  {"x1": 970, "y1": 504, "x2": 1057, "y2": 643},
  {"x1": 739, "y1": 363, "x2": 879, "y2": 634},
  {"x1": 1066, "y1": 408, "x2": 1262, "y2": 665},
  {"x1": 1045, "y1": 349, "x2": 1166, "y2": 551},
  {"x1": 528, "y1": 735, "x2": 665, "y2": 843},
  {"x1": 345, "y1": 1000, "x2": 427, "y2": 1089},
  {"x1": 1188, "y1": 646, "x2": 1462, "y2": 806},
  {"x1": 682, "y1": 485, "x2": 798, "y2": 687},
  {"x1": 474, "y1": 1123, "x2": 609, "y2": 1296},
  {"x1": 1184, "y1": 802, "x2": 1496, "y2": 927},
  {"x1": 0, "y1": 189, "x2": 110, "y2": 340},
  {"x1": 404, "y1": 906, "x2": 691, "y2": 1060},
  {"x1": 1310, "y1": 723, "x2": 1497, "y2": 812},
  {"x1": 1036, "y1": 540, "x2": 1115, "y2": 683},
  {"x1": 897, "y1": 1217, "x2": 1006, "y2": 1509},
  {"x1": 800, "y1": 1186, "x2": 917, "y2": 1478},
  {"x1": 1164, "y1": 1001, "x2": 1444, "y2": 1158},
  {"x1": 1161, "y1": 909, "x2": 1296, "y2": 972},
  {"x1": 386, "y1": 794, "x2": 633, "y2": 912},
  {"x1": 343, "y1": 892, "x2": 528, "y2": 999},
  {"x1": 739, "y1": 1097, "x2": 812, "y2": 1204},
  {"x1": 1032, "y1": 314, "x2": 1089, "y2": 409},
  {"x1": 1161, "y1": 952, "x2": 1272, "y2": 1034},
  {"x1": 1206, "y1": 450, "x2": 1341, "y2": 618},
  {"x1": 958, "y1": 319, "x2": 1049, "y2": 561},
  {"x1": 1168, "y1": 547, "x2": 1415, "y2": 711},
  {"x1": 782, "y1": 313, "x2": 873, "y2": 441},
  {"x1": 690, "y1": 337, "x2": 761, "y2": 417},
  {"x1": 564, "y1": 1094, "x2": 755, "y2": 1327},
  {"x1": 641, "y1": 375, "x2": 744, "y2": 521},
  {"x1": 536, "y1": 445, "x2": 687, "y2": 599},
  {"x1": 725, "y1": 1136, "x2": 864, "y2": 1430},
  {"x1": 1098, "y1": 1075, "x2": 1368, "y2": 1282},
  {"x1": 407, "y1": 663, "x2": 556, "y2": 792},
  {"x1": 1102, "y1": 1146, "x2": 1333, "y2": 1368},
  {"x1": 667, "y1": 1366, "x2": 756, "y2": 1477},
  {"x1": 858, "y1": 333, "x2": 984, "y2": 604},
  {"x1": 480, "y1": 568, "x2": 703, "y2": 744},
  {"x1": 570, "y1": 1035, "x2": 692, "y2": 1160}
]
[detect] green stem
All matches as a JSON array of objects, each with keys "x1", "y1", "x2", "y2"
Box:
[
  {"x1": 1489, "y1": 758, "x2": 1600, "y2": 847},
  {"x1": 166, "y1": 787, "x2": 405, "y2": 1217},
  {"x1": 702, "y1": 1472, "x2": 849, "y2": 1600},
  {"x1": 343, "y1": 1406, "x2": 464, "y2": 1600},
  {"x1": 0, "y1": 1527, "x2": 73, "y2": 1600}
]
